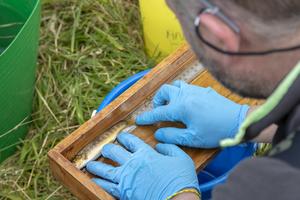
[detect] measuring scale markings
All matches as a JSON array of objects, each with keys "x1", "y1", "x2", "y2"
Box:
[
  {"x1": 72, "y1": 62, "x2": 204, "y2": 169},
  {"x1": 132, "y1": 61, "x2": 204, "y2": 118}
]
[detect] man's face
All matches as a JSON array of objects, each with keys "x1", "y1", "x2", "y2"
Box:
[{"x1": 166, "y1": 0, "x2": 298, "y2": 99}]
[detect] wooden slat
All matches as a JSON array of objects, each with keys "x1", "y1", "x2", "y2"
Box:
[
  {"x1": 48, "y1": 44, "x2": 262, "y2": 200},
  {"x1": 48, "y1": 150, "x2": 113, "y2": 200},
  {"x1": 55, "y1": 45, "x2": 196, "y2": 160}
]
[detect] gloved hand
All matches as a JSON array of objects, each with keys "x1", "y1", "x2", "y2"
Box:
[
  {"x1": 136, "y1": 81, "x2": 249, "y2": 148},
  {"x1": 86, "y1": 133, "x2": 199, "y2": 200}
]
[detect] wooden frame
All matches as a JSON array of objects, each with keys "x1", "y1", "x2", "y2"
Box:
[{"x1": 48, "y1": 44, "x2": 261, "y2": 200}]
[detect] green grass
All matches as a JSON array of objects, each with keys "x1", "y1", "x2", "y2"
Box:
[{"x1": 0, "y1": 0, "x2": 154, "y2": 199}]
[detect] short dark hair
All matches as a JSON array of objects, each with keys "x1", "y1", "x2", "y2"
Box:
[{"x1": 230, "y1": 0, "x2": 300, "y2": 21}]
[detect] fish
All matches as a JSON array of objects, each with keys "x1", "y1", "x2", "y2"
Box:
[{"x1": 72, "y1": 121, "x2": 137, "y2": 169}]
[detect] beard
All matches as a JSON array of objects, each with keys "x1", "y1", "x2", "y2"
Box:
[
  {"x1": 192, "y1": 46, "x2": 272, "y2": 99},
  {"x1": 165, "y1": 0, "x2": 276, "y2": 99}
]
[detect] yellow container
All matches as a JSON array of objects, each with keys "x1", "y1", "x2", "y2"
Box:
[{"x1": 139, "y1": 0, "x2": 185, "y2": 60}]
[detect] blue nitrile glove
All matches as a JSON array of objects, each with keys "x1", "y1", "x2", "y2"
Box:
[
  {"x1": 86, "y1": 133, "x2": 199, "y2": 200},
  {"x1": 136, "y1": 80, "x2": 249, "y2": 148}
]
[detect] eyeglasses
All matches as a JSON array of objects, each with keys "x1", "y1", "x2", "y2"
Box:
[{"x1": 194, "y1": 0, "x2": 300, "y2": 56}]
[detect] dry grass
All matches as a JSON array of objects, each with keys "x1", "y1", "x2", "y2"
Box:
[{"x1": 0, "y1": 0, "x2": 154, "y2": 199}]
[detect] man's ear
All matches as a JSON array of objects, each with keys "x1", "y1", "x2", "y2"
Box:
[{"x1": 200, "y1": 13, "x2": 240, "y2": 53}]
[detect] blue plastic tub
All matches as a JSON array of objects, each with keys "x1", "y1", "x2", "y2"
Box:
[
  {"x1": 95, "y1": 70, "x2": 257, "y2": 200},
  {"x1": 198, "y1": 143, "x2": 256, "y2": 199},
  {"x1": 96, "y1": 70, "x2": 151, "y2": 113}
]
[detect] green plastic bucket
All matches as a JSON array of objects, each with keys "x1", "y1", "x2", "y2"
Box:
[{"x1": 0, "y1": 0, "x2": 41, "y2": 163}]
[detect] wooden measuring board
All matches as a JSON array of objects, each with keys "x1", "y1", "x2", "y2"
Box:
[{"x1": 48, "y1": 45, "x2": 262, "y2": 200}]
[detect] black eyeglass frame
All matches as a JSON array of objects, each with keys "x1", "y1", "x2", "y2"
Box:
[{"x1": 194, "y1": 0, "x2": 300, "y2": 56}]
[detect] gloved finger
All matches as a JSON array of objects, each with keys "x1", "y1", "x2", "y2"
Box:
[
  {"x1": 117, "y1": 132, "x2": 150, "y2": 153},
  {"x1": 86, "y1": 161, "x2": 120, "y2": 183},
  {"x1": 153, "y1": 84, "x2": 179, "y2": 108},
  {"x1": 92, "y1": 178, "x2": 120, "y2": 198},
  {"x1": 172, "y1": 80, "x2": 187, "y2": 88},
  {"x1": 155, "y1": 143, "x2": 190, "y2": 159},
  {"x1": 102, "y1": 144, "x2": 132, "y2": 165},
  {"x1": 155, "y1": 127, "x2": 198, "y2": 147},
  {"x1": 135, "y1": 106, "x2": 175, "y2": 125}
]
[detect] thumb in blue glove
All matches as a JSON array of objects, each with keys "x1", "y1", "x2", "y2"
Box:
[
  {"x1": 136, "y1": 80, "x2": 249, "y2": 148},
  {"x1": 86, "y1": 133, "x2": 199, "y2": 200}
]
